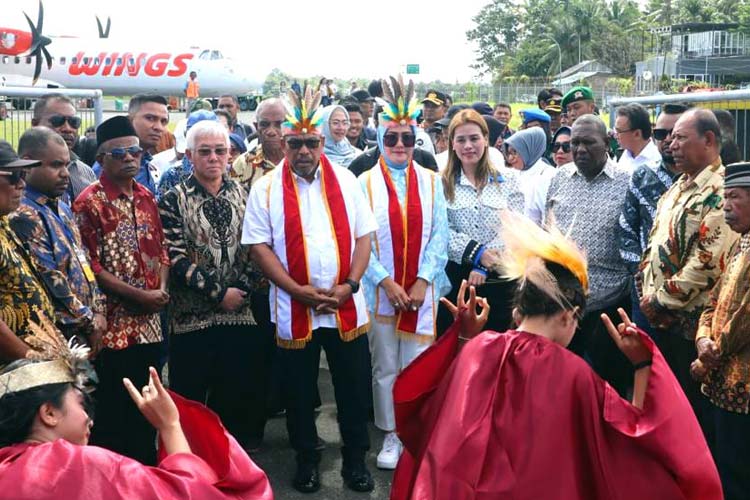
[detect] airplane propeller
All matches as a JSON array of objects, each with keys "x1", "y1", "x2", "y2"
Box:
[
  {"x1": 96, "y1": 16, "x2": 111, "y2": 39},
  {"x1": 23, "y1": 0, "x2": 52, "y2": 85}
]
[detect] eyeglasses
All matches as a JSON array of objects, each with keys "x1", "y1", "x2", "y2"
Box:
[
  {"x1": 503, "y1": 145, "x2": 518, "y2": 157},
  {"x1": 383, "y1": 133, "x2": 416, "y2": 148},
  {"x1": 196, "y1": 147, "x2": 229, "y2": 157},
  {"x1": 0, "y1": 169, "x2": 27, "y2": 185},
  {"x1": 103, "y1": 146, "x2": 143, "y2": 160},
  {"x1": 47, "y1": 114, "x2": 82, "y2": 129},
  {"x1": 552, "y1": 142, "x2": 571, "y2": 153},
  {"x1": 285, "y1": 137, "x2": 321, "y2": 150},
  {"x1": 330, "y1": 120, "x2": 350, "y2": 127},
  {"x1": 652, "y1": 128, "x2": 673, "y2": 141}
]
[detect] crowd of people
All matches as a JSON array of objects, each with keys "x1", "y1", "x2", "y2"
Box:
[{"x1": 0, "y1": 76, "x2": 747, "y2": 499}]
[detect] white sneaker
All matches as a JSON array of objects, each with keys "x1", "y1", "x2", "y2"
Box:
[{"x1": 376, "y1": 432, "x2": 402, "y2": 470}]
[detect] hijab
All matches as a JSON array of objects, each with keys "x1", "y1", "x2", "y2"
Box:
[
  {"x1": 377, "y1": 122, "x2": 417, "y2": 170},
  {"x1": 321, "y1": 105, "x2": 359, "y2": 167},
  {"x1": 505, "y1": 127, "x2": 547, "y2": 170}
]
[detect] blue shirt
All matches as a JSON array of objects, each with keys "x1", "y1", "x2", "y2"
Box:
[
  {"x1": 157, "y1": 156, "x2": 193, "y2": 199},
  {"x1": 618, "y1": 161, "x2": 679, "y2": 274}
]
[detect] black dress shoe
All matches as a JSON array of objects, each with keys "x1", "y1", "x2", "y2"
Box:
[
  {"x1": 293, "y1": 463, "x2": 321, "y2": 493},
  {"x1": 341, "y1": 462, "x2": 374, "y2": 492}
]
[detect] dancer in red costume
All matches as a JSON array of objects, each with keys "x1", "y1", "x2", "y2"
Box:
[
  {"x1": 0, "y1": 318, "x2": 273, "y2": 500},
  {"x1": 391, "y1": 212, "x2": 722, "y2": 500}
]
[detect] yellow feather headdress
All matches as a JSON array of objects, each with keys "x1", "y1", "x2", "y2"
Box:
[
  {"x1": 495, "y1": 211, "x2": 588, "y2": 310},
  {"x1": 0, "y1": 315, "x2": 95, "y2": 397},
  {"x1": 282, "y1": 85, "x2": 325, "y2": 135},
  {"x1": 379, "y1": 75, "x2": 420, "y2": 126}
]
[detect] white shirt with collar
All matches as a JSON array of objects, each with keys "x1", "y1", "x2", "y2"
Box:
[
  {"x1": 617, "y1": 139, "x2": 661, "y2": 172},
  {"x1": 242, "y1": 158, "x2": 377, "y2": 331}
]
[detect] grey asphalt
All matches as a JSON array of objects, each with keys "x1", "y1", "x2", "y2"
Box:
[{"x1": 248, "y1": 353, "x2": 394, "y2": 500}]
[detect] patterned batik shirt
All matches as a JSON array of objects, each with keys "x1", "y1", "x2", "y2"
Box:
[
  {"x1": 157, "y1": 156, "x2": 193, "y2": 200},
  {"x1": 10, "y1": 188, "x2": 105, "y2": 333},
  {"x1": 73, "y1": 174, "x2": 170, "y2": 350},
  {"x1": 640, "y1": 161, "x2": 738, "y2": 338},
  {"x1": 159, "y1": 175, "x2": 260, "y2": 334},
  {"x1": 545, "y1": 158, "x2": 631, "y2": 311},
  {"x1": 618, "y1": 161, "x2": 680, "y2": 274},
  {"x1": 229, "y1": 144, "x2": 277, "y2": 191},
  {"x1": 696, "y1": 234, "x2": 750, "y2": 414},
  {"x1": 0, "y1": 217, "x2": 54, "y2": 337},
  {"x1": 445, "y1": 168, "x2": 526, "y2": 265}
]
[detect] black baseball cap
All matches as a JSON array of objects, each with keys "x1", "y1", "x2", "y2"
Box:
[
  {"x1": 350, "y1": 89, "x2": 375, "y2": 103},
  {"x1": 0, "y1": 141, "x2": 41, "y2": 169}
]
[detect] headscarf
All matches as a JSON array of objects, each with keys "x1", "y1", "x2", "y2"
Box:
[
  {"x1": 505, "y1": 127, "x2": 547, "y2": 170},
  {"x1": 321, "y1": 105, "x2": 358, "y2": 167},
  {"x1": 377, "y1": 122, "x2": 416, "y2": 170}
]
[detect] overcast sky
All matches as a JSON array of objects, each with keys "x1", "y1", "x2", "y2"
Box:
[{"x1": 10, "y1": 0, "x2": 491, "y2": 83}]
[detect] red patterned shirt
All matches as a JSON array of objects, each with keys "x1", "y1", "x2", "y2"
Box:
[{"x1": 73, "y1": 174, "x2": 169, "y2": 350}]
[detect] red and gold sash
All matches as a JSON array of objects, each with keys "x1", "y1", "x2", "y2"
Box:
[
  {"x1": 282, "y1": 154, "x2": 362, "y2": 343},
  {"x1": 379, "y1": 157, "x2": 423, "y2": 334}
]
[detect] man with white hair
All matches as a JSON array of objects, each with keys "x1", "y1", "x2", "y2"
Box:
[{"x1": 158, "y1": 120, "x2": 270, "y2": 453}]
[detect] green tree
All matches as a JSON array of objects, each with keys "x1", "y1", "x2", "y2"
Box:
[
  {"x1": 263, "y1": 68, "x2": 294, "y2": 96},
  {"x1": 466, "y1": 0, "x2": 523, "y2": 75}
]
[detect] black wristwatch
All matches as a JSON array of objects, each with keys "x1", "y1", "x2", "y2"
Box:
[{"x1": 344, "y1": 278, "x2": 360, "y2": 294}]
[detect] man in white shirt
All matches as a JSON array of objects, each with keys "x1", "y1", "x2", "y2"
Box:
[
  {"x1": 242, "y1": 90, "x2": 377, "y2": 494},
  {"x1": 615, "y1": 103, "x2": 661, "y2": 171}
]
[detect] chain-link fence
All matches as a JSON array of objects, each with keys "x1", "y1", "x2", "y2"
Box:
[
  {"x1": 0, "y1": 87, "x2": 103, "y2": 148},
  {"x1": 609, "y1": 90, "x2": 750, "y2": 163}
]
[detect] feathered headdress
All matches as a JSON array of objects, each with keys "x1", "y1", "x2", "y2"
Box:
[
  {"x1": 379, "y1": 75, "x2": 420, "y2": 126},
  {"x1": 495, "y1": 211, "x2": 588, "y2": 310},
  {"x1": 282, "y1": 85, "x2": 325, "y2": 135},
  {"x1": 0, "y1": 315, "x2": 96, "y2": 397}
]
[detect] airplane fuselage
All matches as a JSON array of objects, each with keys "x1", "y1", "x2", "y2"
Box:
[{"x1": 0, "y1": 37, "x2": 260, "y2": 96}]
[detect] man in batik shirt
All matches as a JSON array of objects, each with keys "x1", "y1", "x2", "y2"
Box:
[
  {"x1": 639, "y1": 108, "x2": 737, "y2": 427},
  {"x1": 11, "y1": 127, "x2": 106, "y2": 350},
  {"x1": 0, "y1": 141, "x2": 54, "y2": 360},
  {"x1": 692, "y1": 161, "x2": 750, "y2": 500},
  {"x1": 73, "y1": 116, "x2": 170, "y2": 465}
]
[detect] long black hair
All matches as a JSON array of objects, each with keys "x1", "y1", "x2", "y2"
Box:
[{"x1": 0, "y1": 360, "x2": 71, "y2": 447}]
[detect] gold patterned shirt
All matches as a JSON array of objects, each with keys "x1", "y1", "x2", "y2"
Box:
[
  {"x1": 0, "y1": 216, "x2": 54, "y2": 337},
  {"x1": 639, "y1": 161, "x2": 738, "y2": 338},
  {"x1": 696, "y1": 233, "x2": 750, "y2": 414},
  {"x1": 229, "y1": 144, "x2": 276, "y2": 191}
]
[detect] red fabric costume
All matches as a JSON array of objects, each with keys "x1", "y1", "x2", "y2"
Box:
[
  {"x1": 391, "y1": 320, "x2": 722, "y2": 500},
  {"x1": 0, "y1": 392, "x2": 273, "y2": 499}
]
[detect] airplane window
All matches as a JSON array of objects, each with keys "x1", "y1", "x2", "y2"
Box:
[
  {"x1": 105, "y1": 57, "x2": 111, "y2": 65},
  {"x1": 211, "y1": 50, "x2": 220, "y2": 60},
  {"x1": 72, "y1": 57, "x2": 78, "y2": 64},
  {"x1": 116, "y1": 57, "x2": 122, "y2": 65},
  {"x1": 129, "y1": 58, "x2": 135, "y2": 65},
  {"x1": 14, "y1": 57, "x2": 20, "y2": 64},
  {"x1": 199, "y1": 50, "x2": 210, "y2": 60},
  {"x1": 94, "y1": 58, "x2": 100, "y2": 65},
  {"x1": 60, "y1": 57, "x2": 66, "y2": 64},
  {"x1": 83, "y1": 57, "x2": 90, "y2": 64},
  {"x1": 26, "y1": 57, "x2": 32, "y2": 64},
  {"x1": 1, "y1": 56, "x2": 7, "y2": 64}
]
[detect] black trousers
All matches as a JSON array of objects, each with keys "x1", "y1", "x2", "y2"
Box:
[
  {"x1": 569, "y1": 298, "x2": 633, "y2": 398},
  {"x1": 90, "y1": 343, "x2": 162, "y2": 465},
  {"x1": 437, "y1": 261, "x2": 517, "y2": 337},
  {"x1": 279, "y1": 328, "x2": 371, "y2": 466},
  {"x1": 709, "y1": 405, "x2": 750, "y2": 500},
  {"x1": 169, "y1": 323, "x2": 274, "y2": 447}
]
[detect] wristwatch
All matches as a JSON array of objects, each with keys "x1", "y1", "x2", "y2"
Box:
[{"x1": 344, "y1": 278, "x2": 360, "y2": 294}]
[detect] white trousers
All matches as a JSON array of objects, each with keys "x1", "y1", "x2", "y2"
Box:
[{"x1": 368, "y1": 317, "x2": 432, "y2": 431}]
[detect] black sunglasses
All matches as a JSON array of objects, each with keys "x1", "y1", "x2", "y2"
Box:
[
  {"x1": 383, "y1": 132, "x2": 416, "y2": 147},
  {"x1": 0, "y1": 169, "x2": 27, "y2": 185},
  {"x1": 552, "y1": 142, "x2": 571, "y2": 153},
  {"x1": 285, "y1": 137, "x2": 321, "y2": 150},
  {"x1": 104, "y1": 145, "x2": 143, "y2": 160},
  {"x1": 48, "y1": 114, "x2": 82, "y2": 129},
  {"x1": 652, "y1": 128, "x2": 673, "y2": 141}
]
